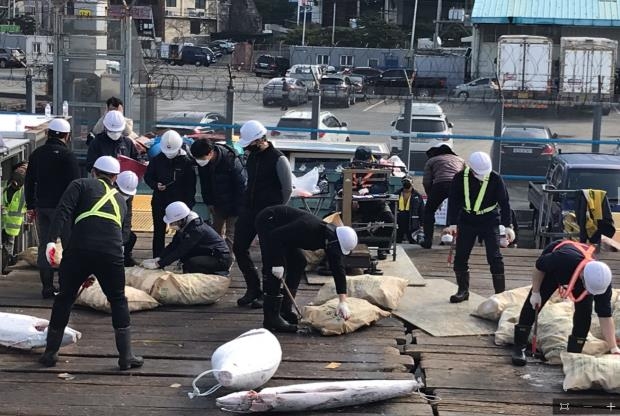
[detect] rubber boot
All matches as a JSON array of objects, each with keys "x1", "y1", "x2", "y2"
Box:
[
  {"x1": 280, "y1": 293, "x2": 299, "y2": 325},
  {"x1": 449, "y1": 271, "x2": 470, "y2": 303},
  {"x1": 237, "y1": 271, "x2": 263, "y2": 308},
  {"x1": 114, "y1": 327, "x2": 144, "y2": 370},
  {"x1": 567, "y1": 335, "x2": 587, "y2": 354},
  {"x1": 492, "y1": 274, "x2": 505, "y2": 294},
  {"x1": 511, "y1": 324, "x2": 531, "y2": 366},
  {"x1": 40, "y1": 269, "x2": 57, "y2": 299},
  {"x1": 263, "y1": 294, "x2": 297, "y2": 333},
  {"x1": 38, "y1": 327, "x2": 65, "y2": 367}
]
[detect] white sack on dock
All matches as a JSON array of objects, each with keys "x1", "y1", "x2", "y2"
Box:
[
  {"x1": 302, "y1": 297, "x2": 391, "y2": 336},
  {"x1": 312, "y1": 275, "x2": 408, "y2": 310}
]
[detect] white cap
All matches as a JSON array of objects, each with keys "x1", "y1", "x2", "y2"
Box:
[
  {"x1": 117, "y1": 171, "x2": 139, "y2": 196},
  {"x1": 163, "y1": 201, "x2": 191, "y2": 224},
  {"x1": 160, "y1": 130, "x2": 183, "y2": 157},
  {"x1": 441, "y1": 233, "x2": 453, "y2": 244},
  {"x1": 335, "y1": 226, "x2": 358, "y2": 255},
  {"x1": 103, "y1": 110, "x2": 126, "y2": 133},
  {"x1": 93, "y1": 156, "x2": 120, "y2": 175},
  {"x1": 468, "y1": 151, "x2": 492, "y2": 176},
  {"x1": 48, "y1": 118, "x2": 71, "y2": 133},
  {"x1": 583, "y1": 261, "x2": 612, "y2": 295},
  {"x1": 239, "y1": 120, "x2": 267, "y2": 148}
]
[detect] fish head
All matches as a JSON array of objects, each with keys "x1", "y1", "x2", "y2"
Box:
[{"x1": 216, "y1": 390, "x2": 274, "y2": 413}]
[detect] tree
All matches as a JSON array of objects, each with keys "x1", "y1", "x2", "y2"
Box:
[{"x1": 254, "y1": 0, "x2": 295, "y2": 25}]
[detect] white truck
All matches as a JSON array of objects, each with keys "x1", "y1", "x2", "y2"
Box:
[
  {"x1": 497, "y1": 35, "x2": 553, "y2": 107},
  {"x1": 559, "y1": 37, "x2": 617, "y2": 114}
]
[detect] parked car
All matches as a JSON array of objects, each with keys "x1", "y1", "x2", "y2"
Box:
[
  {"x1": 156, "y1": 111, "x2": 227, "y2": 136},
  {"x1": 492, "y1": 124, "x2": 557, "y2": 177},
  {"x1": 179, "y1": 45, "x2": 214, "y2": 67},
  {"x1": 209, "y1": 39, "x2": 235, "y2": 54},
  {"x1": 254, "y1": 55, "x2": 290, "y2": 77},
  {"x1": 286, "y1": 64, "x2": 323, "y2": 89},
  {"x1": 374, "y1": 68, "x2": 447, "y2": 97},
  {"x1": 271, "y1": 110, "x2": 350, "y2": 142},
  {"x1": 319, "y1": 75, "x2": 356, "y2": 107},
  {"x1": 347, "y1": 74, "x2": 368, "y2": 100},
  {"x1": 453, "y1": 77, "x2": 499, "y2": 99},
  {"x1": 0, "y1": 47, "x2": 26, "y2": 68},
  {"x1": 351, "y1": 67, "x2": 383, "y2": 85},
  {"x1": 262, "y1": 77, "x2": 309, "y2": 107}
]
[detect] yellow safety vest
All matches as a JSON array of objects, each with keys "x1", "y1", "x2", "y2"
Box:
[
  {"x1": 74, "y1": 179, "x2": 122, "y2": 227},
  {"x1": 2, "y1": 187, "x2": 25, "y2": 237},
  {"x1": 463, "y1": 167, "x2": 497, "y2": 215},
  {"x1": 398, "y1": 193, "x2": 410, "y2": 212}
]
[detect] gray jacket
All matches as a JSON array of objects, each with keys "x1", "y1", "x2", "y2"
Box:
[{"x1": 423, "y1": 154, "x2": 465, "y2": 193}]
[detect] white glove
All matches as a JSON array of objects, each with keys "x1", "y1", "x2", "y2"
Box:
[
  {"x1": 611, "y1": 346, "x2": 620, "y2": 355},
  {"x1": 45, "y1": 240, "x2": 63, "y2": 267},
  {"x1": 505, "y1": 226, "x2": 516, "y2": 243},
  {"x1": 444, "y1": 225, "x2": 457, "y2": 235},
  {"x1": 530, "y1": 291, "x2": 542, "y2": 310},
  {"x1": 271, "y1": 266, "x2": 284, "y2": 279},
  {"x1": 141, "y1": 258, "x2": 160, "y2": 270},
  {"x1": 358, "y1": 188, "x2": 369, "y2": 196},
  {"x1": 336, "y1": 301, "x2": 351, "y2": 320}
]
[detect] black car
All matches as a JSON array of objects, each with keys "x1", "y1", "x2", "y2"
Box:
[
  {"x1": 180, "y1": 46, "x2": 213, "y2": 67},
  {"x1": 492, "y1": 124, "x2": 558, "y2": 177},
  {"x1": 319, "y1": 75, "x2": 356, "y2": 108},
  {"x1": 254, "y1": 55, "x2": 290, "y2": 77},
  {"x1": 351, "y1": 67, "x2": 383, "y2": 85},
  {"x1": 373, "y1": 69, "x2": 414, "y2": 95}
]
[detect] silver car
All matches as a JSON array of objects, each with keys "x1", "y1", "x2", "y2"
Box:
[
  {"x1": 452, "y1": 77, "x2": 499, "y2": 99},
  {"x1": 262, "y1": 77, "x2": 309, "y2": 107}
]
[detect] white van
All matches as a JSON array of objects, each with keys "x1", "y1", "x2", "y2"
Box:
[{"x1": 285, "y1": 64, "x2": 323, "y2": 89}]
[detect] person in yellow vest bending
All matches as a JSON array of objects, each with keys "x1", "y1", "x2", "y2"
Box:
[
  {"x1": 2, "y1": 161, "x2": 28, "y2": 274},
  {"x1": 444, "y1": 151, "x2": 514, "y2": 303},
  {"x1": 38, "y1": 156, "x2": 143, "y2": 371}
]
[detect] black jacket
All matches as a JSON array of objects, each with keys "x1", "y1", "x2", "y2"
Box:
[
  {"x1": 396, "y1": 187, "x2": 425, "y2": 230},
  {"x1": 197, "y1": 144, "x2": 246, "y2": 217},
  {"x1": 158, "y1": 216, "x2": 230, "y2": 267},
  {"x1": 25, "y1": 137, "x2": 81, "y2": 210},
  {"x1": 49, "y1": 178, "x2": 127, "y2": 258},
  {"x1": 144, "y1": 152, "x2": 197, "y2": 208},
  {"x1": 255, "y1": 205, "x2": 347, "y2": 294},
  {"x1": 86, "y1": 132, "x2": 139, "y2": 171},
  {"x1": 447, "y1": 169, "x2": 511, "y2": 227},
  {"x1": 244, "y1": 142, "x2": 291, "y2": 211}
]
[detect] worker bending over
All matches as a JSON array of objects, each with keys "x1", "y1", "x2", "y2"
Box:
[
  {"x1": 141, "y1": 201, "x2": 232, "y2": 275},
  {"x1": 39, "y1": 156, "x2": 143, "y2": 370},
  {"x1": 512, "y1": 240, "x2": 619, "y2": 366},
  {"x1": 255, "y1": 205, "x2": 358, "y2": 332}
]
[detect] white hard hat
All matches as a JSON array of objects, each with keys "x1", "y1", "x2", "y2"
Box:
[
  {"x1": 103, "y1": 110, "x2": 126, "y2": 133},
  {"x1": 93, "y1": 156, "x2": 120, "y2": 175},
  {"x1": 163, "y1": 201, "x2": 191, "y2": 224},
  {"x1": 468, "y1": 151, "x2": 492, "y2": 176},
  {"x1": 583, "y1": 261, "x2": 612, "y2": 295},
  {"x1": 441, "y1": 233, "x2": 453, "y2": 244},
  {"x1": 428, "y1": 140, "x2": 453, "y2": 150},
  {"x1": 48, "y1": 118, "x2": 71, "y2": 133},
  {"x1": 335, "y1": 226, "x2": 358, "y2": 255},
  {"x1": 160, "y1": 130, "x2": 183, "y2": 157},
  {"x1": 239, "y1": 120, "x2": 267, "y2": 148},
  {"x1": 117, "y1": 171, "x2": 139, "y2": 196}
]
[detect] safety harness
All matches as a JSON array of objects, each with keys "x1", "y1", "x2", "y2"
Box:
[
  {"x1": 463, "y1": 167, "x2": 497, "y2": 215},
  {"x1": 552, "y1": 240, "x2": 596, "y2": 303},
  {"x1": 74, "y1": 179, "x2": 122, "y2": 227}
]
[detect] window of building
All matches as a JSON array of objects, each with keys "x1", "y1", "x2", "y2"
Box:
[
  {"x1": 190, "y1": 20, "x2": 201, "y2": 34},
  {"x1": 32, "y1": 42, "x2": 41, "y2": 54},
  {"x1": 47, "y1": 43, "x2": 54, "y2": 54},
  {"x1": 368, "y1": 58, "x2": 378, "y2": 68},
  {"x1": 195, "y1": 0, "x2": 206, "y2": 8},
  {"x1": 166, "y1": 0, "x2": 177, "y2": 7},
  {"x1": 339, "y1": 55, "x2": 353, "y2": 67},
  {"x1": 317, "y1": 55, "x2": 329, "y2": 65}
]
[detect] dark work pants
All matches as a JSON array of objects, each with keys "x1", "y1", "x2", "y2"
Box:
[
  {"x1": 124, "y1": 231, "x2": 137, "y2": 261},
  {"x1": 123, "y1": 196, "x2": 135, "y2": 259},
  {"x1": 423, "y1": 181, "x2": 451, "y2": 241},
  {"x1": 232, "y1": 209, "x2": 261, "y2": 290},
  {"x1": 518, "y1": 281, "x2": 593, "y2": 339},
  {"x1": 183, "y1": 254, "x2": 232, "y2": 275},
  {"x1": 36, "y1": 207, "x2": 71, "y2": 270},
  {"x1": 396, "y1": 212, "x2": 415, "y2": 243},
  {"x1": 151, "y1": 201, "x2": 167, "y2": 258},
  {"x1": 453, "y1": 221, "x2": 504, "y2": 275},
  {"x1": 49, "y1": 249, "x2": 130, "y2": 330}
]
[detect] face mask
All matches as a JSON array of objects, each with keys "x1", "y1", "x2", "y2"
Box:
[
  {"x1": 169, "y1": 223, "x2": 181, "y2": 231},
  {"x1": 402, "y1": 182, "x2": 412, "y2": 189},
  {"x1": 245, "y1": 144, "x2": 259, "y2": 153},
  {"x1": 107, "y1": 131, "x2": 122, "y2": 141},
  {"x1": 196, "y1": 158, "x2": 209, "y2": 167},
  {"x1": 164, "y1": 151, "x2": 177, "y2": 159}
]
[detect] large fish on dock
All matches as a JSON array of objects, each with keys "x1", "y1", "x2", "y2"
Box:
[
  {"x1": 215, "y1": 379, "x2": 423, "y2": 413},
  {"x1": 0, "y1": 312, "x2": 81, "y2": 350}
]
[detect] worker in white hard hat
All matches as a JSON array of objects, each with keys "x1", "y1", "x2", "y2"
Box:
[
  {"x1": 255, "y1": 205, "x2": 357, "y2": 332},
  {"x1": 116, "y1": 171, "x2": 139, "y2": 266},
  {"x1": 512, "y1": 240, "x2": 619, "y2": 366},
  {"x1": 25, "y1": 118, "x2": 80, "y2": 298},
  {"x1": 140, "y1": 201, "x2": 232, "y2": 274},
  {"x1": 39, "y1": 156, "x2": 143, "y2": 371},
  {"x1": 144, "y1": 130, "x2": 196, "y2": 257},
  {"x1": 234, "y1": 120, "x2": 292, "y2": 309},
  {"x1": 90, "y1": 97, "x2": 137, "y2": 142},
  {"x1": 444, "y1": 151, "x2": 513, "y2": 303}
]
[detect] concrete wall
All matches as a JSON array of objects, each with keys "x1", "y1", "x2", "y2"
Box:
[{"x1": 0, "y1": 34, "x2": 54, "y2": 66}]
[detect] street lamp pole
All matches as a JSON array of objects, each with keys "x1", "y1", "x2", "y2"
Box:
[
  {"x1": 410, "y1": 0, "x2": 419, "y2": 52},
  {"x1": 331, "y1": 1, "x2": 336, "y2": 45},
  {"x1": 301, "y1": 1, "x2": 308, "y2": 46}
]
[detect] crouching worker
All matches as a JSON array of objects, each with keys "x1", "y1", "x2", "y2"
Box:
[
  {"x1": 255, "y1": 205, "x2": 358, "y2": 333},
  {"x1": 512, "y1": 240, "x2": 620, "y2": 366},
  {"x1": 141, "y1": 201, "x2": 232, "y2": 275},
  {"x1": 39, "y1": 156, "x2": 143, "y2": 370}
]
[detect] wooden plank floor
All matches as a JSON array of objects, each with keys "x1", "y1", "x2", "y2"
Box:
[
  {"x1": 0, "y1": 233, "x2": 431, "y2": 416},
  {"x1": 404, "y1": 243, "x2": 620, "y2": 416}
]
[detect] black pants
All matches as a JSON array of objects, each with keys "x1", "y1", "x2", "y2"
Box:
[
  {"x1": 183, "y1": 254, "x2": 232, "y2": 275},
  {"x1": 355, "y1": 202, "x2": 394, "y2": 249},
  {"x1": 49, "y1": 249, "x2": 130, "y2": 330},
  {"x1": 151, "y1": 201, "x2": 167, "y2": 258},
  {"x1": 123, "y1": 196, "x2": 135, "y2": 259},
  {"x1": 36, "y1": 207, "x2": 71, "y2": 270},
  {"x1": 124, "y1": 231, "x2": 137, "y2": 261},
  {"x1": 518, "y1": 282, "x2": 594, "y2": 339},
  {"x1": 453, "y1": 221, "x2": 504, "y2": 275},
  {"x1": 423, "y1": 181, "x2": 451, "y2": 241},
  {"x1": 232, "y1": 209, "x2": 261, "y2": 288},
  {"x1": 396, "y1": 212, "x2": 415, "y2": 243}
]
